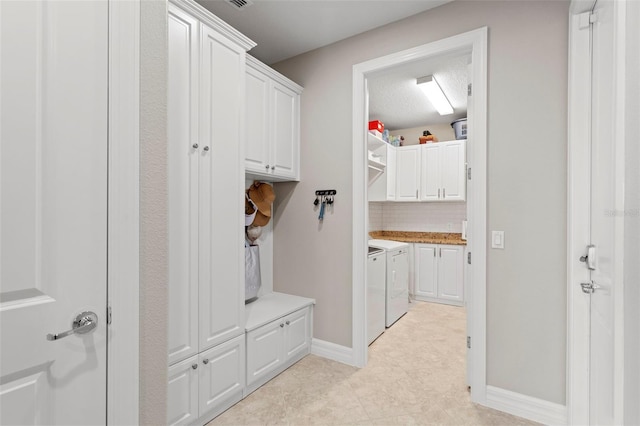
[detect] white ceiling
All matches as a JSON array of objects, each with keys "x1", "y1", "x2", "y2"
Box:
[
  {"x1": 196, "y1": 0, "x2": 452, "y2": 65},
  {"x1": 367, "y1": 51, "x2": 470, "y2": 130}
]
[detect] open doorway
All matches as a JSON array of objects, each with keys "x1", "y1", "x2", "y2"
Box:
[{"x1": 351, "y1": 28, "x2": 488, "y2": 404}]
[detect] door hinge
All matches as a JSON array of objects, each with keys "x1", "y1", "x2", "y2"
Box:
[
  {"x1": 467, "y1": 83, "x2": 472, "y2": 96},
  {"x1": 578, "y1": 11, "x2": 596, "y2": 30},
  {"x1": 467, "y1": 167, "x2": 471, "y2": 180},
  {"x1": 467, "y1": 336, "x2": 471, "y2": 349},
  {"x1": 107, "y1": 305, "x2": 112, "y2": 325},
  {"x1": 467, "y1": 252, "x2": 471, "y2": 264}
]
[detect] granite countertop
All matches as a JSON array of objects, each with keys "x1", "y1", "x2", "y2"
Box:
[{"x1": 369, "y1": 230, "x2": 467, "y2": 246}]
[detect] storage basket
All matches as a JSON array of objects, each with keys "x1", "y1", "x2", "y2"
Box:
[{"x1": 451, "y1": 118, "x2": 467, "y2": 140}]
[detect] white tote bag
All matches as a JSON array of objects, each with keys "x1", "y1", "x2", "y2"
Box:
[{"x1": 245, "y1": 242, "x2": 261, "y2": 302}]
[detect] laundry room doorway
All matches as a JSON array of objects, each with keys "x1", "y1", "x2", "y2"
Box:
[{"x1": 351, "y1": 27, "x2": 488, "y2": 404}]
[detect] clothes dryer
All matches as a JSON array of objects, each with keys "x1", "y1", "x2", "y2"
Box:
[{"x1": 368, "y1": 239, "x2": 409, "y2": 327}]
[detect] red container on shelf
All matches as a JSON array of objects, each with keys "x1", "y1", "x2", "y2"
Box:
[{"x1": 368, "y1": 120, "x2": 384, "y2": 133}]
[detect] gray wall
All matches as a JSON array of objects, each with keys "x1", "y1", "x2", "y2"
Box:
[
  {"x1": 140, "y1": 1, "x2": 168, "y2": 424},
  {"x1": 272, "y1": 0, "x2": 569, "y2": 404}
]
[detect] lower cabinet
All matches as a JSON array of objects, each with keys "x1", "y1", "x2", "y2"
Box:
[
  {"x1": 414, "y1": 244, "x2": 464, "y2": 306},
  {"x1": 246, "y1": 304, "x2": 312, "y2": 395},
  {"x1": 168, "y1": 335, "x2": 245, "y2": 426}
]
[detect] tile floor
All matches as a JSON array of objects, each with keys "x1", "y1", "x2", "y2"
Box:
[{"x1": 209, "y1": 301, "x2": 537, "y2": 425}]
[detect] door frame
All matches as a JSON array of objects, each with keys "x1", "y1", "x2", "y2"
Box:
[
  {"x1": 351, "y1": 27, "x2": 488, "y2": 404},
  {"x1": 567, "y1": 0, "x2": 628, "y2": 423},
  {"x1": 107, "y1": 1, "x2": 140, "y2": 424}
]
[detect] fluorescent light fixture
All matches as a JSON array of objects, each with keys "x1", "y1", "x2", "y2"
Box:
[{"x1": 417, "y1": 75, "x2": 453, "y2": 115}]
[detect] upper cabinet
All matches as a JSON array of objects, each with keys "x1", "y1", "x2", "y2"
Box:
[
  {"x1": 421, "y1": 140, "x2": 466, "y2": 202},
  {"x1": 245, "y1": 55, "x2": 303, "y2": 181},
  {"x1": 395, "y1": 146, "x2": 421, "y2": 201},
  {"x1": 369, "y1": 139, "x2": 466, "y2": 202}
]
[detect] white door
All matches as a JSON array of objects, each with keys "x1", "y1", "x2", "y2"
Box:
[
  {"x1": 587, "y1": 0, "x2": 617, "y2": 422},
  {"x1": 271, "y1": 82, "x2": 298, "y2": 179},
  {"x1": 440, "y1": 141, "x2": 466, "y2": 201},
  {"x1": 198, "y1": 24, "x2": 246, "y2": 351},
  {"x1": 420, "y1": 144, "x2": 440, "y2": 201},
  {"x1": 167, "y1": 4, "x2": 200, "y2": 366},
  {"x1": 245, "y1": 66, "x2": 270, "y2": 174},
  {"x1": 0, "y1": 1, "x2": 108, "y2": 424},
  {"x1": 415, "y1": 244, "x2": 438, "y2": 298},
  {"x1": 395, "y1": 147, "x2": 419, "y2": 201},
  {"x1": 437, "y1": 246, "x2": 463, "y2": 303}
]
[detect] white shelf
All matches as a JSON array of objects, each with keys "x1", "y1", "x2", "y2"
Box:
[
  {"x1": 367, "y1": 132, "x2": 387, "y2": 150},
  {"x1": 245, "y1": 292, "x2": 315, "y2": 332}
]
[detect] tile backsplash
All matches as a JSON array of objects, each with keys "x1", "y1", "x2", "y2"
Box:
[{"x1": 369, "y1": 202, "x2": 466, "y2": 233}]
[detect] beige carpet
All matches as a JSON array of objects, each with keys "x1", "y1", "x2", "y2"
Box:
[{"x1": 209, "y1": 301, "x2": 538, "y2": 425}]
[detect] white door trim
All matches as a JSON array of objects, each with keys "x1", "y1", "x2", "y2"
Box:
[
  {"x1": 107, "y1": 1, "x2": 140, "y2": 424},
  {"x1": 567, "y1": 1, "x2": 628, "y2": 423},
  {"x1": 351, "y1": 27, "x2": 488, "y2": 404}
]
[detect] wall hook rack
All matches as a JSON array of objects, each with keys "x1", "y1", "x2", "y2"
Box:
[{"x1": 314, "y1": 190, "x2": 337, "y2": 220}]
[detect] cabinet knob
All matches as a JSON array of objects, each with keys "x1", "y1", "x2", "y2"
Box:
[
  {"x1": 192, "y1": 143, "x2": 198, "y2": 149},
  {"x1": 280, "y1": 323, "x2": 284, "y2": 328},
  {"x1": 265, "y1": 164, "x2": 270, "y2": 170},
  {"x1": 203, "y1": 146, "x2": 210, "y2": 152},
  {"x1": 202, "y1": 359, "x2": 209, "y2": 365},
  {"x1": 285, "y1": 320, "x2": 290, "y2": 325},
  {"x1": 271, "y1": 166, "x2": 275, "y2": 170},
  {"x1": 192, "y1": 364, "x2": 198, "y2": 370}
]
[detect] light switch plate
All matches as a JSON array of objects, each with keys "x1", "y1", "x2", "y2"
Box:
[{"x1": 492, "y1": 231, "x2": 505, "y2": 249}]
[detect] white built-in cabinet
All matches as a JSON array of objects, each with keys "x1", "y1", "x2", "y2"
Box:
[
  {"x1": 368, "y1": 139, "x2": 466, "y2": 202},
  {"x1": 395, "y1": 146, "x2": 421, "y2": 201},
  {"x1": 168, "y1": 335, "x2": 245, "y2": 426},
  {"x1": 244, "y1": 293, "x2": 314, "y2": 396},
  {"x1": 167, "y1": 1, "x2": 255, "y2": 424},
  {"x1": 245, "y1": 55, "x2": 302, "y2": 181},
  {"x1": 420, "y1": 140, "x2": 466, "y2": 201},
  {"x1": 414, "y1": 244, "x2": 464, "y2": 305}
]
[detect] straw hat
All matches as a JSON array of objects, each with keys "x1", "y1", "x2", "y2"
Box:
[{"x1": 247, "y1": 181, "x2": 275, "y2": 227}]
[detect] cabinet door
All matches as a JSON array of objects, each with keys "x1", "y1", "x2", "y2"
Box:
[
  {"x1": 420, "y1": 144, "x2": 441, "y2": 201},
  {"x1": 440, "y1": 141, "x2": 466, "y2": 201},
  {"x1": 245, "y1": 66, "x2": 270, "y2": 174},
  {"x1": 199, "y1": 24, "x2": 246, "y2": 351},
  {"x1": 437, "y1": 246, "x2": 464, "y2": 303},
  {"x1": 246, "y1": 319, "x2": 285, "y2": 387},
  {"x1": 284, "y1": 307, "x2": 311, "y2": 361},
  {"x1": 199, "y1": 335, "x2": 245, "y2": 419},
  {"x1": 415, "y1": 244, "x2": 438, "y2": 298},
  {"x1": 271, "y1": 81, "x2": 300, "y2": 179},
  {"x1": 168, "y1": 355, "x2": 199, "y2": 426},
  {"x1": 168, "y1": 6, "x2": 200, "y2": 365},
  {"x1": 395, "y1": 146, "x2": 420, "y2": 201}
]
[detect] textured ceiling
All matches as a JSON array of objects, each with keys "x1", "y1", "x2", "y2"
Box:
[
  {"x1": 368, "y1": 51, "x2": 470, "y2": 131},
  {"x1": 196, "y1": 0, "x2": 452, "y2": 65}
]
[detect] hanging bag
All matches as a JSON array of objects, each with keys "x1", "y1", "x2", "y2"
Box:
[{"x1": 245, "y1": 240, "x2": 261, "y2": 302}]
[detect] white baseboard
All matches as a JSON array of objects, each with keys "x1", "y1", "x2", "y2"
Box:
[
  {"x1": 311, "y1": 338, "x2": 354, "y2": 365},
  {"x1": 485, "y1": 385, "x2": 567, "y2": 425}
]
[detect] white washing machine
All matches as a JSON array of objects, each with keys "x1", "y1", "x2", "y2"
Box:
[{"x1": 368, "y1": 239, "x2": 409, "y2": 327}]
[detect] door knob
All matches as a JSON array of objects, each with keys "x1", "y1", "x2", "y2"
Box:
[{"x1": 47, "y1": 311, "x2": 98, "y2": 341}]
